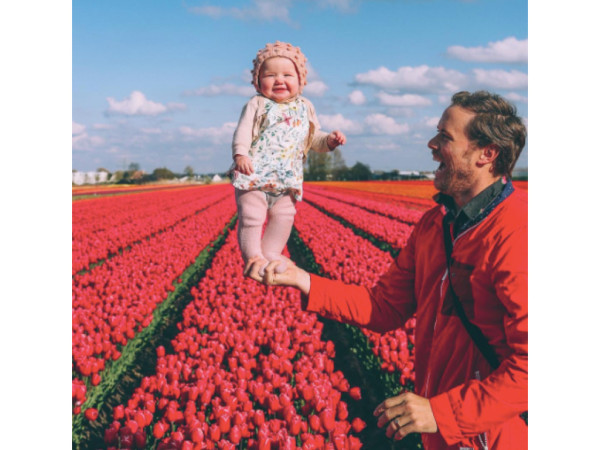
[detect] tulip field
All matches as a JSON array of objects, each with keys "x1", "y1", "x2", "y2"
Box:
[{"x1": 72, "y1": 180, "x2": 526, "y2": 449}]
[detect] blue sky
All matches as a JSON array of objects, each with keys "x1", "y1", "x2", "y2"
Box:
[{"x1": 72, "y1": 0, "x2": 528, "y2": 174}]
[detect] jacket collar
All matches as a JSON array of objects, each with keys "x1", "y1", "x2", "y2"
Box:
[{"x1": 434, "y1": 177, "x2": 515, "y2": 236}]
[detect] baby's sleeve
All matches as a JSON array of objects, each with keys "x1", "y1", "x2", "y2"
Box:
[
  {"x1": 305, "y1": 99, "x2": 333, "y2": 153},
  {"x1": 232, "y1": 97, "x2": 259, "y2": 158}
]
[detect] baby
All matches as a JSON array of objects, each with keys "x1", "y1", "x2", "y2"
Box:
[{"x1": 231, "y1": 41, "x2": 346, "y2": 273}]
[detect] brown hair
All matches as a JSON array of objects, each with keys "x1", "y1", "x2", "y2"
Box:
[{"x1": 451, "y1": 90, "x2": 527, "y2": 176}]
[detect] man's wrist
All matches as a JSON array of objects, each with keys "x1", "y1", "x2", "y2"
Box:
[{"x1": 297, "y1": 270, "x2": 311, "y2": 296}]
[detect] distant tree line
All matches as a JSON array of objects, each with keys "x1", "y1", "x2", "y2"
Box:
[
  {"x1": 78, "y1": 150, "x2": 435, "y2": 186},
  {"x1": 105, "y1": 164, "x2": 198, "y2": 184},
  {"x1": 303, "y1": 148, "x2": 412, "y2": 181}
]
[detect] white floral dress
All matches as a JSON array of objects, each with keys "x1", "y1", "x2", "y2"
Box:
[{"x1": 232, "y1": 98, "x2": 309, "y2": 201}]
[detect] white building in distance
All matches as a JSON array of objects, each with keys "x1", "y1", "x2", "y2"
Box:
[{"x1": 72, "y1": 171, "x2": 109, "y2": 185}]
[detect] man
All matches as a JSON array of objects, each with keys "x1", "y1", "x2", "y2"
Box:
[{"x1": 245, "y1": 91, "x2": 528, "y2": 449}]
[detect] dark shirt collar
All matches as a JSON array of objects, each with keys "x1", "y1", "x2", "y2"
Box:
[{"x1": 435, "y1": 177, "x2": 507, "y2": 232}]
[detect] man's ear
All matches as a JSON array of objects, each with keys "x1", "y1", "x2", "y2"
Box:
[{"x1": 477, "y1": 144, "x2": 500, "y2": 168}]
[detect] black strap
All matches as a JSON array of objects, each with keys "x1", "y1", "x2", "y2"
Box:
[
  {"x1": 442, "y1": 213, "x2": 528, "y2": 425},
  {"x1": 442, "y1": 214, "x2": 501, "y2": 369}
]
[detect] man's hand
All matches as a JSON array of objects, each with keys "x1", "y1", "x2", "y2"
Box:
[
  {"x1": 327, "y1": 130, "x2": 346, "y2": 149},
  {"x1": 373, "y1": 392, "x2": 438, "y2": 440},
  {"x1": 234, "y1": 154, "x2": 254, "y2": 175},
  {"x1": 243, "y1": 257, "x2": 311, "y2": 295}
]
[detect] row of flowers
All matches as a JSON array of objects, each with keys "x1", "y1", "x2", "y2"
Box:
[
  {"x1": 305, "y1": 183, "x2": 435, "y2": 212},
  {"x1": 293, "y1": 201, "x2": 416, "y2": 384},
  {"x1": 94, "y1": 228, "x2": 366, "y2": 449},
  {"x1": 302, "y1": 192, "x2": 415, "y2": 252},
  {"x1": 73, "y1": 185, "x2": 232, "y2": 274},
  {"x1": 304, "y1": 185, "x2": 425, "y2": 225},
  {"x1": 72, "y1": 183, "x2": 196, "y2": 197},
  {"x1": 73, "y1": 195, "x2": 237, "y2": 413},
  {"x1": 308, "y1": 181, "x2": 439, "y2": 201}
]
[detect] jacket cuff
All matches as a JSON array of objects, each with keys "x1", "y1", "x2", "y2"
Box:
[
  {"x1": 429, "y1": 392, "x2": 463, "y2": 446},
  {"x1": 304, "y1": 274, "x2": 332, "y2": 312}
]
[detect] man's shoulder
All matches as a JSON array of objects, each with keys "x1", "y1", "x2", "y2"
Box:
[
  {"x1": 413, "y1": 204, "x2": 444, "y2": 235},
  {"x1": 502, "y1": 187, "x2": 528, "y2": 218}
]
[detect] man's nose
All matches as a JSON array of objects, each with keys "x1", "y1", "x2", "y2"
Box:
[{"x1": 427, "y1": 136, "x2": 437, "y2": 150}]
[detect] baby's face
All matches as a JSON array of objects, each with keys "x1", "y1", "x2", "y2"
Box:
[{"x1": 258, "y1": 57, "x2": 300, "y2": 102}]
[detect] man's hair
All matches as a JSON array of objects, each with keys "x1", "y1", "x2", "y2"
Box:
[{"x1": 451, "y1": 90, "x2": 527, "y2": 177}]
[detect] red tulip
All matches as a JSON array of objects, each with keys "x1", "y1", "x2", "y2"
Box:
[
  {"x1": 190, "y1": 426, "x2": 204, "y2": 443},
  {"x1": 229, "y1": 425, "x2": 242, "y2": 444},
  {"x1": 309, "y1": 414, "x2": 320, "y2": 432},
  {"x1": 319, "y1": 408, "x2": 335, "y2": 432},
  {"x1": 104, "y1": 427, "x2": 118, "y2": 445},
  {"x1": 84, "y1": 408, "x2": 98, "y2": 421},
  {"x1": 153, "y1": 421, "x2": 168, "y2": 439},
  {"x1": 253, "y1": 409, "x2": 265, "y2": 427},
  {"x1": 349, "y1": 387, "x2": 362, "y2": 400},
  {"x1": 336, "y1": 402, "x2": 349, "y2": 421},
  {"x1": 209, "y1": 423, "x2": 221, "y2": 441},
  {"x1": 133, "y1": 429, "x2": 146, "y2": 448},
  {"x1": 351, "y1": 417, "x2": 366, "y2": 433}
]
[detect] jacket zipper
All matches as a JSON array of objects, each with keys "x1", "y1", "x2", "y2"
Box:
[
  {"x1": 438, "y1": 225, "x2": 490, "y2": 450},
  {"x1": 424, "y1": 269, "x2": 449, "y2": 397},
  {"x1": 474, "y1": 370, "x2": 489, "y2": 450}
]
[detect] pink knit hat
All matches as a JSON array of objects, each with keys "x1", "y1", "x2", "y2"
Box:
[{"x1": 251, "y1": 41, "x2": 308, "y2": 93}]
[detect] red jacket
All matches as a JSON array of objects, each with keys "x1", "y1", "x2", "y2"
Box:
[{"x1": 305, "y1": 186, "x2": 527, "y2": 449}]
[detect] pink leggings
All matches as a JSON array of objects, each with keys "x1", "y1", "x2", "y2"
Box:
[{"x1": 235, "y1": 189, "x2": 296, "y2": 273}]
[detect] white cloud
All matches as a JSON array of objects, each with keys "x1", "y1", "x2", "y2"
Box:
[
  {"x1": 242, "y1": 69, "x2": 252, "y2": 83},
  {"x1": 376, "y1": 92, "x2": 432, "y2": 107},
  {"x1": 424, "y1": 116, "x2": 440, "y2": 128},
  {"x1": 72, "y1": 121, "x2": 86, "y2": 135},
  {"x1": 179, "y1": 122, "x2": 238, "y2": 142},
  {"x1": 304, "y1": 80, "x2": 328, "y2": 96},
  {"x1": 318, "y1": 114, "x2": 363, "y2": 134},
  {"x1": 106, "y1": 91, "x2": 185, "y2": 116},
  {"x1": 189, "y1": 0, "x2": 293, "y2": 23},
  {"x1": 447, "y1": 37, "x2": 528, "y2": 63},
  {"x1": 73, "y1": 133, "x2": 104, "y2": 151},
  {"x1": 504, "y1": 92, "x2": 528, "y2": 104},
  {"x1": 365, "y1": 114, "x2": 410, "y2": 135},
  {"x1": 355, "y1": 65, "x2": 466, "y2": 93},
  {"x1": 472, "y1": 69, "x2": 528, "y2": 90},
  {"x1": 73, "y1": 121, "x2": 105, "y2": 150},
  {"x1": 437, "y1": 95, "x2": 451, "y2": 105},
  {"x1": 185, "y1": 83, "x2": 256, "y2": 97},
  {"x1": 348, "y1": 90, "x2": 366, "y2": 105}
]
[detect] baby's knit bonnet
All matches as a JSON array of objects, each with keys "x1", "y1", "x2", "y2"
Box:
[{"x1": 251, "y1": 41, "x2": 308, "y2": 93}]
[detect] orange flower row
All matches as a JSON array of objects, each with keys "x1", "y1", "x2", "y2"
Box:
[{"x1": 307, "y1": 181, "x2": 439, "y2": 200}]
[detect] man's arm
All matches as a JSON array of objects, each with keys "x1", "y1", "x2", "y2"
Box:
[{"x1": 245, "y1": 223, "x2": 419, "y2": 334}]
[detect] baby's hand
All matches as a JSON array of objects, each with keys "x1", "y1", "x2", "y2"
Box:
[
  {"x1": 234, "y1": 155, "x2": 254, "y2": 175},
  {"x1": 327, "y1": 130, "x2": 347, "y2": 149}
]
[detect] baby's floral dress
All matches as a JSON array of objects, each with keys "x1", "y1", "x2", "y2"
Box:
[{"x1": 232, "y1": 98, "x2": 309, "y2": 201}]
